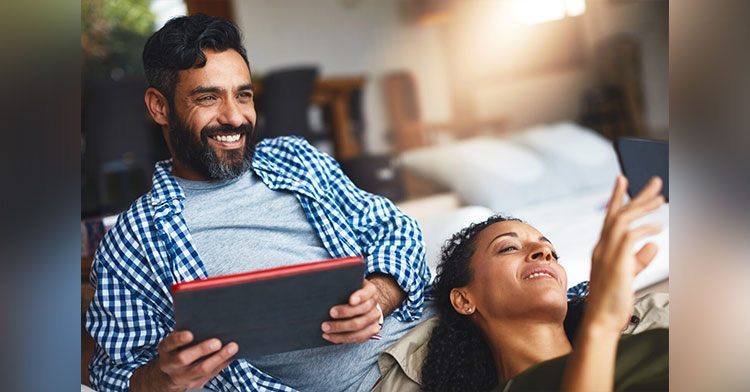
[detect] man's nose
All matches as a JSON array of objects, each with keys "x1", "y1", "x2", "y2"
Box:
[{"x1": 217, "y1": 99, "x2": 245, "y2": 128}]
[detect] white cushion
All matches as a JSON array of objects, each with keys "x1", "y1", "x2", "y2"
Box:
[
  {"x1": 509, "y1": 122, "x2": 621, "y2": 191},
  {"x1": 400, "y1": 136, "x2": 576, "y2": 212}
]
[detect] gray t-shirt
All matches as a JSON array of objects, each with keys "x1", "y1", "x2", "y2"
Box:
[
  {"x1": 177, "y1": 170, "x2": 332, "y2": 276},
  {"x1": 176, "y1": 170, "x2": 429, "y2": 391}
]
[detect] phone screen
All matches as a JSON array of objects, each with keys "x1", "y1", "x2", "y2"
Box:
[{"x1": 614, "y1": 137, "x2": 669, "y2": 202}]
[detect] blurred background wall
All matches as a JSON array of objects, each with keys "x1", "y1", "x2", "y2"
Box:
[
  {"x1": 81, "y1": 0, "x2": 668, "y2": 217},
  {"x1": 233, "y1": 0, "x2": 454, "y2": 154}
]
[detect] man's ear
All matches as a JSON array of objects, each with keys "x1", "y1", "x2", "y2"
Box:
[
  {"x1": 145, "y1": 87, "x2": 170, "y2": 126},
  {"x1": 450, "y1": 288, "x2": 476, "y2": 315}
]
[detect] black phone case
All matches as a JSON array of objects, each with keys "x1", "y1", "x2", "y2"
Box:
[{"x1": 614, "y1": 137, "x2": 669, "y2": 202}]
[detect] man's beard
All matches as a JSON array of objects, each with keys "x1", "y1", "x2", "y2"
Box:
[{"x1": 168, "y1": 114, "x2": 256, "y2": 180}]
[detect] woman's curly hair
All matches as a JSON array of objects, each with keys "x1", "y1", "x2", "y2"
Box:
[{"x1": 421, "y1": 214, "x2": 588, "y2": 392}]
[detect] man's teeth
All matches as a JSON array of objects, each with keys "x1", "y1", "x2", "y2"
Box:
[
  {"x1": 212, "y1": 134, "x2": 241, "y2": 142},
  {"x1": 526, "y1": 272, "x2": 553, "y2": 280}
]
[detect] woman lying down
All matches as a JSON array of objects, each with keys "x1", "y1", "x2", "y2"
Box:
[{"x1": 373, "y1": 175, "x2": 668, "y2": 392}]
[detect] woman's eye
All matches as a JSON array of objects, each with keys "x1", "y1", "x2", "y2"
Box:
[
  {"x1": 552, "y1": 251, "x2": 560, "y2": 261},
  {"x1": 498, "y1": 246, "x2": 517, "y2": 254}
]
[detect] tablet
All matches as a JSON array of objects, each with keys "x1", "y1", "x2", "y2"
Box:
[
  {"x1": 614, "y1": 137, "x2": 669, "y2": 202},
  {"x1": 171, "y1": 256, "x2": 366, "y2": 358}
]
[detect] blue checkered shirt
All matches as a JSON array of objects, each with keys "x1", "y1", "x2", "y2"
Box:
[{"x1": 85, "y1": 136, "x2": 430, "y2": 391}]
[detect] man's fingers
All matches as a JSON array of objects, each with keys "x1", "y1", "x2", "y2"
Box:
[
  {"x1": 349, "y1": 279, "x2": 377, "y2": 306},
  {"x1": 159, "y1": 330, "x2": 194, "y2": 354},
  {"x1": 184, "y1": 357, "x2": 235, "y2": 390},
  {"x1": 634, "y1": 242, "x2": 659, "y2": 275},
  {"x1": 188, "y1": 342, "x2": 238, "y2": 380},
  {"x1": 164, "y1": 338, "x2": 223, "y2": 371},
  {"x1": 330, "y1": 297, "x2": 376, "y2": 319},
  {"x1": 322, "y1": 319, "x2": 382, "y2": 344},
  {"x1": 322, "y1": 306, "x2": 380, "y2": 335}
]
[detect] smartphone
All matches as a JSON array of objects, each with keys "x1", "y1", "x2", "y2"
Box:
[{"x1": 614, "y1": 137, "x2": 669, "y2": 202}]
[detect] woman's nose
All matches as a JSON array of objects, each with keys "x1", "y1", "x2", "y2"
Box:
[{"x1": 528, "y1": 247, "x2": 554, "y2": 262}]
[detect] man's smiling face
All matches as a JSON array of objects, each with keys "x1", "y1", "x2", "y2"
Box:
[{"x1": 166, "y1": 48, "x2": 257, "y2": 180}]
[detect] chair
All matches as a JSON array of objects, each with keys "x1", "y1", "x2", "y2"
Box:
[
  {"x1": 586, "y1": 34, "x2": 647, "y2": 139},
  {"x1": 338, "y1": 153, "x2": 406, "y2": 203},
  {"x1": 382, "y1": 71, "x2": 509, "y2": 152},
  {"x1": 256, "y1": 66, "x2": 324, "y2": 145}
]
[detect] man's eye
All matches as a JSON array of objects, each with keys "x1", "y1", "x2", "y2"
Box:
[
  {"x1": 197, "y1": 96, "x2": 216, "y2": 102},
  {"x1": 238, "y1": 92, "x2": 253, "y2": 99}
]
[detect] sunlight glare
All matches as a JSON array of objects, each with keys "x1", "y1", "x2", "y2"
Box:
[
  {"x1": 513, "y1": 0, "x2": 586, "y2": 25},
  {"x1": 565, "y1": 0, "x2": 586, "y2": 17}
]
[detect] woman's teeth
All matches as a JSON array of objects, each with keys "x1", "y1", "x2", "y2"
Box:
[
  {"x1": 212, "y1": 134, "x2": 241, "y2": 142},
  {"x1": 526, "y1": 272, "x2": 553, "y2": 280}
]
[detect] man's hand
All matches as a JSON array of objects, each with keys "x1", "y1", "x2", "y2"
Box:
[
  {"x1": 130, "y1": 330, "x2": 238, "y2": 392},
  {"x1": 322, "y1": 274, "x2": 406, "y2": 344}
]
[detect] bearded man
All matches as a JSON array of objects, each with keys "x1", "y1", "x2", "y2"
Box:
[{"x1": 85, "y1": 14, "x2": 432, "y2": 392}]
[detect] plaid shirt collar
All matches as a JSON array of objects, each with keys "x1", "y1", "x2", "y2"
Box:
[{"x1": 147, "y1": 139, "x2": 317, "y2": 213}]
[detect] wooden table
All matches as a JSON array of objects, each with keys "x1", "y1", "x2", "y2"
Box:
[{"x1": 254, "y1": 76, "x2": 365, "y2": 160}]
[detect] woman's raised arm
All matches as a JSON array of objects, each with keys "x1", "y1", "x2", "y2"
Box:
[{"x1": 560, "y1": 175, "x2": 665, "y2": 392}]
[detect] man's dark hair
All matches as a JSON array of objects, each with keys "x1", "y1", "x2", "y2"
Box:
[{"x1": 142, "y1": 14, "x2": 250, "y2": 101}]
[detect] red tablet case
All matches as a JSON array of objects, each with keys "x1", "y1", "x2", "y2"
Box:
[{"x1": 171, "y1": 256, "x2": 366, "y2": 358}]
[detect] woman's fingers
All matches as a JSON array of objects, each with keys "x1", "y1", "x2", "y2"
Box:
[
  {"x1": 604, "y1": 176, "x2": 664, "y2": 232},
  {"x1": 606, "y1": 179, "x2": 665, "y2": 242},
  {"x1": 626, "y1": 176, "x2": 663, "y2": 209},
  {"x1": 604, "y1": 175, "x2": 628, "y2": 227},
  {"x1": 619, "y1": 193, "x2": 666, "y2": 225},
  {"x1": 634, "y1": 242, "x2": 659, "y2": 275},
  {"x1": 623, "y1": 223, "x2": 663, "y2": 253}
]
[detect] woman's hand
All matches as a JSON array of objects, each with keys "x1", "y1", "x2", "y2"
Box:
[
  {"x1": 560, "y1": 175, "x2": 665, "y2": 392},
  {"x1": 586, "y1": 175, "x2": 665, "y2": 333}
]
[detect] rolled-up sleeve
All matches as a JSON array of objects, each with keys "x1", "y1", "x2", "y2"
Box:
[
  {"x1": 306, "y1": 145, "x2": 430, "y2": 321},
  {"x1": 85, "y1": 222, "x2": 169, "y2": 391}
]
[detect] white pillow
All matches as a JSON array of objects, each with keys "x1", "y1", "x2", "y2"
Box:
[
  {"x1": 400, "y1": 136, "x2": 577, "y2": 212},
  {"x1": 510, "y1": 122, "x2": 621, "y2": 191}
]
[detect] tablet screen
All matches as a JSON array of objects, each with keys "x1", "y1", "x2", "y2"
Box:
[{"x1": 171, "y1": 256, "x2": 366, "y2": 358}]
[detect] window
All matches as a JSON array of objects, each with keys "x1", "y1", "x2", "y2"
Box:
[{"x1": 513, "y1": 0, "x2": 586, "y2": 25}]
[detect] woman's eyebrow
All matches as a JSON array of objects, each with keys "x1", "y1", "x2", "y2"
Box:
[{"x1": 488, "y1": 232, "x2": 517, "y2": 249}]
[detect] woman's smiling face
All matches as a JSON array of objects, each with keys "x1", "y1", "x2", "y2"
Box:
[{"x1": 459, "y1": 220, "x2": 569, "y2": 323}]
